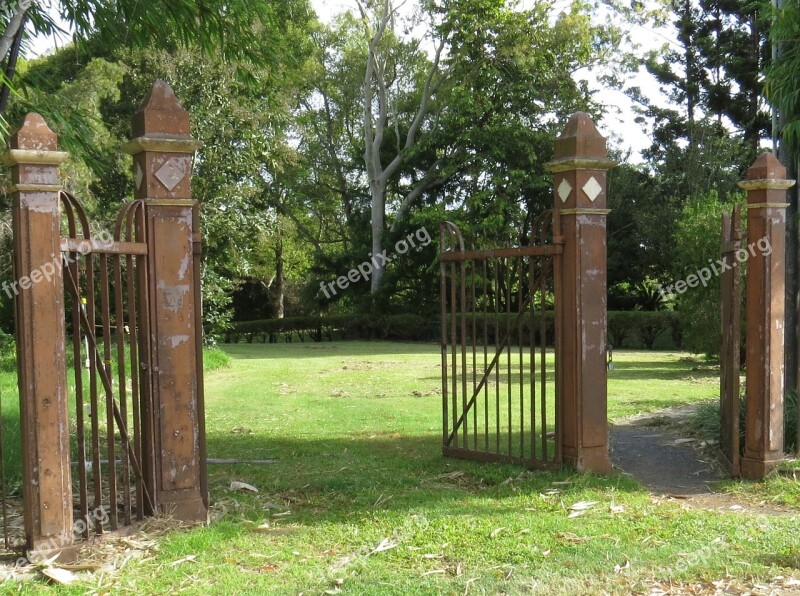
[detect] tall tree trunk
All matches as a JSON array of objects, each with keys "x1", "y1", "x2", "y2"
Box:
[
  {"x1": 274, "y1": 234, "x2": 284, "y2": 319},
  {"x1": 370, "y1": 182, "x2": 385, "y2": 295}
]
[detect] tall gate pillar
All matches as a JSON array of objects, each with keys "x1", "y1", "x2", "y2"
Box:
[
  {"x1": 739, "y1": 152, "x2": 793, "y2": 479},
  {"x1": 123, "y1": 80, "x2": 207, "y2": 521},
  {"x1": 4, "y1": 114, "x2": 73, "y2": 552},
  {"x1": 545, "y1": 113, "x2": 615, "y2": 473}
]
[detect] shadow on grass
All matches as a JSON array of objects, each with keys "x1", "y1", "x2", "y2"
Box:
[
  {"x1": 608, "y1": 361, "x2": 718, "y2": 382},
  {"x1": 219, "y1": 341, "x2": 440, "y2": 361},
  {"x1": 205, "y1": 431, "x2": 645, "y2": 526}
]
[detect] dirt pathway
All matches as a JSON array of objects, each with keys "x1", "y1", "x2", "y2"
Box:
[
  {"x1": 609, "y1": 406, "x2": 795, "y2": 514},
  {"x1": 610, "y1": 423, "x2": 721, "y2": 495}
]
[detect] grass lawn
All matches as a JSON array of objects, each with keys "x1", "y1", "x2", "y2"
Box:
[{"x1": 3, "y1": 342, "x2": 800, "y2": 594}]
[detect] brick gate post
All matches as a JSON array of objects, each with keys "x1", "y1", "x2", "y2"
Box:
[
  {"x1": 739, "y1": 152, "x2": 794, "y2": 479},
  {"x1": 123, "y1": 80, "x2": 207, "y2": 520},
  {"x1": 4, "y1": 114, "x2": 73, "y2": 552},
  {"x1": 545, "y1": 113, "x2": 615, "y2": 473}
]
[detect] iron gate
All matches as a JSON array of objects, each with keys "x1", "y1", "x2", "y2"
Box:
[
  {"x1": 439, "y1": 212, "x2": 562, "y2": 469},
  {"x1": 4, "y1": 80, "x2": 208, "y2": 556},
  {"x1": 59, "y1": 191, "x2": 153, "y2": 538}
]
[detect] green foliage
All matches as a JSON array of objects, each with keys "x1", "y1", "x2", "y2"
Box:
[
  {"x1": 672, "y1": 190, "x2": 742, "y2": 357},
  {"x1": 606, "y1": 310, "x2": 680, "y2": 350},
  {"x1": 225, "y1": 314, "x2": 441, "y2": 344},
  {"x1": 767, "y1": 0, "x2": 800, "y2": 153},
  {"x1": 0, "y1": 329, "x2": 15, "y2": 373},
  {"x1": 691, "y1": 391, "x2": 798, "y2": 454},
  {"x1": 202, "y1": 347, "x2": 231, "y2": 372}
]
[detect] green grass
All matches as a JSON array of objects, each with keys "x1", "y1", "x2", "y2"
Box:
[
  {"x1": 0, "y1": 346, "x2": 232, "y2": 492},
  {"x1": 3, "y1": 343, "x2": 800, "y2": 594}
]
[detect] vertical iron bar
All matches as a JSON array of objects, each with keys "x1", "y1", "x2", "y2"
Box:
[
  {"x1": 530, "y1": 255, "x2": 536, "y2": 463},
  {"x1": 99, "y1": 256, "x2": 118, "y2": 530},
  {"x1": 460, "y1": 255, "x2": 468, "y2": 447},
  {"x1": 71, "y1": 252, "x2": 89, "y2": 538},
  {"x1": 125, "y1": 206, "x2": 144, "y2": 519},
  {"x1": 552, "y1": 210, "x2": 563, "y2": 463},
  {"x1": 449, "y1": 237, "x2": 457, "y2": 449},
  {"x1": 519, "y1": 259, "x2": 524, "y2": 459},
  {"x1": 494, "y1": 260, "x2": 500, "y2": 454},
  {"x1": 541, "y1": 255, "x2": 548, "y2": 461},
  {"x1": 113, "y1": 251, "x2": 132, "y2": 527},
  {"x1": 86, "y1": 250, "x2": 103, "y2": 533},
  {"x1": 506, "y1": 257, "x2": 512, "y2": 456},
  {"x1": 471, "y1": 259, "x2": 477, "y2": 450},
  {"x1": 440, "y1": 225, "x2": 449, "y2": 451}
]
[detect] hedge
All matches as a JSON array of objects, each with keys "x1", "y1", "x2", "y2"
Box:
[{"x1": 224, "y1": 310, "x2": 682, "y2": 349}]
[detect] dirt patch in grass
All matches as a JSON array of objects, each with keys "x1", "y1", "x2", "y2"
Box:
[{"x1": 611, "y1": 405, "x2": 798, "y2": 515}]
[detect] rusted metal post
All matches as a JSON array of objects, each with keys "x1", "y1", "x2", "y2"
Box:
[
  {"x1": 123, "y1": 80, "x2": 207, "y2": 521},
  {"x1": 545, "y1": 113, "x2": 615, "y2": 473},
  {"x1": 3, "y1": 114, "x2": 73, "y2": 553},
  {"x1": 739, "y1": 152, "x2": 794, "y2": 479}
]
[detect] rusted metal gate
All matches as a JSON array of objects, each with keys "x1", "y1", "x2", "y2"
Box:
[
  {"x1": 4, "y1": 80, "x2": 208, "y2": 557},
  {"x1": 719, "y1": 206, "x2": 743, "y2": 476},
  {"x1": 59, "y1": 191, "x2": 153, "y2": 537},
  {"x1": 439, "y1": 212, "x2": 562, "y2": 468},
  {"x1": 439, "y1": 112, "x2": 616, "y2": 474}
]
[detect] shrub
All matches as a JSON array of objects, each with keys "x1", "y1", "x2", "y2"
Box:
[
  {"x1": 606, "y1": 311, "x2": 680, "y2": 350},
  {"x1": 690, "y1": 391, "x2": 798, "y2": 455},
  {"x1": 203, "y1": 347, "x2": 231, "y2": 372}
]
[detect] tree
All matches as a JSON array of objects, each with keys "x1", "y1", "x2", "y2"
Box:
[
  {"x1": 326, "y1": 0, "x2": 624, "y2": 303},
  {"x1": 6, "y1": 0, "x2": 315, "y2": 335}
]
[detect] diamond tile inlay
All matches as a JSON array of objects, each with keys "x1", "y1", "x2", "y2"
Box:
[
  {"x1": 557, "y1": 178, "x2": 572, "y2": 203},
  {"x1": 582, "y1": 176, "x2": 602, "y2": 202},
  {"x1": 154, "y1": 157, "x2": 187, "y2": 192},
  {"x1": 134, "y1": 163, "x2": 143, "y2": 190}
]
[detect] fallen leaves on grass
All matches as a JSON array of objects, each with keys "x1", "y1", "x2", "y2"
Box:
[
  {"x1": 169, "y1": 554, "x2": 197, "y2": 566},
  {"x1": 370, "y1": 538, "x2": 398, "y2": 554},
  {"x1": 567, "y1": 500, "x2": 598, "y2": 518},
  {"x1": 557, "y1": 532, "x2": 589, "y2": 544},
  {"x1": 230, "y1": 480, "x2": 259, "y2": 493},
  {"x1": 39, "y1": 567, "x2": 77, "y2": 585}
]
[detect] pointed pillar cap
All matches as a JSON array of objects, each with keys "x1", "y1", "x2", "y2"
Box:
[
  {"x1": 545, "y1": 112, "x2": 615, "y2": 172},
  {"x1": 553, "y1": 112, "x2": 607, "y2": 160},
  {"x1": 748, "y1": 152, "x2": 786, "y2": 180},
  {"x1": 10, "y1": 113, "x2": 58, "y2": 151},
  {"x1": 132, "y1": 80, "x2": 192, "y2": 139},
  {"x1": 738, "y1": 151, "x2": 795, "y2": 193}
]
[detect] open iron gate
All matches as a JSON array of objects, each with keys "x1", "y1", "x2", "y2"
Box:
[
  {"x1": 60, "y1": 191, "x2": 153, "y2": 538},
  {"x1": 439, "y1": 212, "x2": 562, "y2": 469}
]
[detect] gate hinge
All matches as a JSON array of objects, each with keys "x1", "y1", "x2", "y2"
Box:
[{"x1": 192, "y1": 232, "x2": 202, "y2": 256}]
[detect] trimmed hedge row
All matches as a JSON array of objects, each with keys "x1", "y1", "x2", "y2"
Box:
[
  {"x1": 224, "y1": 310, "x2": 682, "y2": 349},
  {"x1": 224, "y1": 314, "x2": 439, "y2": 344}
]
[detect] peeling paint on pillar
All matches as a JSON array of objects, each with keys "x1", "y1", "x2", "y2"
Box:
[
  {"x1": 545, "y1": 113, "x2": 616, "y2": 474},
  {"x1": 738, "y1": 152, "x2": 794, "y2": 479},
  {"x1": 123, "y1": 80, "x2": 208, "y2": 522},
  {"x1": 3, "y1": 113, "x2": 73, "y2": 552}
]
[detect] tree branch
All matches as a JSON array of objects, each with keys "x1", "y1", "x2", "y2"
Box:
[{"x1": 0, "y1": 0, "x2": 30, "y2": 64}]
